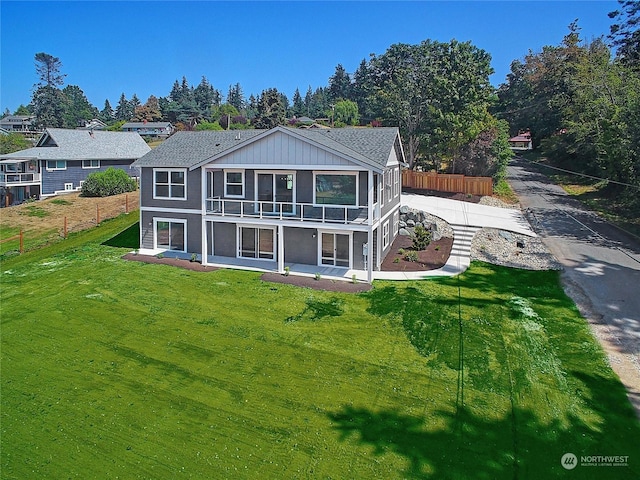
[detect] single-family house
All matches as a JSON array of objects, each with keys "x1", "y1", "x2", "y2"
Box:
[
  {"x1": 0, "y1": 128, "x2": 150, "y2": 206},
  {"x1": 508, "y1": 131, "x2": 533, "y2": 151},
  {"x1": 131, "y1": 126, "x2": 406, "y2": 283},
  {"x1": 121, "y1": 122, "x2": 174, "y2": 138},
  {"x1": 0, "y1": 115, "x2": 37, "y2": 133}
]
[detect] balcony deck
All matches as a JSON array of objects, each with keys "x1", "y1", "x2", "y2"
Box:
[
  {"x1": 0, "y1": 172, "x2": 40, "y2": 186},
  {"x1": 206, "y1": 198, "x2": 375, "y2": 225}
]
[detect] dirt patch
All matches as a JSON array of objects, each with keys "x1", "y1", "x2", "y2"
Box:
[
  {"x1": 261, "y1": 273, "x2": 372, "y2": 293},
  {"x1": 121, "y1": 253, "x2": 218, "y2": 272},
  {"x1": 380, "y1": 235, "x2": 453, "y2": 272},
  {"x1": 0, "y1": 191, "x2": 138, "y2": 237}
]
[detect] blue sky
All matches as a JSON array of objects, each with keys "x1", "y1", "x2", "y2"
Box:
[{"x1": 0, "y1": 1, "x2": 619, "y2": 113}]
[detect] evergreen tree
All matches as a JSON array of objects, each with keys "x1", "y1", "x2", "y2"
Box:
[
  {"x1": 291, "y1": 88, "x2": 305, "y2": 117},
  {"x1": 609, "y1": 0, "x2": 640, "y2": 69},
  {"x1": 304, "y1": 86, "x2": 313, "y2": 117},
  {"x1": 32, "y1": 85, "x2": 65, "y2": 128},
  {"x1": 253, "y1": 88, "x2": 286, "y2": 129},
  {"x1": 62, "y1": 85, "x2": 98, "y2": 128},
  {"x1": 115, "y1": 93, "x2": 132, "y2": 121},
  {"x1": 14, "y1": 105, "x2": 32, "y2": 116},
  {"x1": 194, "y1": 77, "x2": 221, "y2": 118},
  {"x1": 99, "y1": 99, "x2": 114, "y2": 123},
  {"x1": 308, "y1": 87, "x2": 329, "y2": 119},
  {"x1": 31, "y1": 52, "x2": 66, "y2": 127},
  {"x1": 169, "y1": 80, "x2": 182, "y2": 103},
  {"x1": 352, "y1": 59, "x2": 373, "y2": 120},
  {"x1": 328, "y1": 64, "x2": 352, "y2": 101},
  {"x1": 34, "y1": 52, "x2": 66, "y2": 87},
  {"x1": 227, "y1": 83, "x2": 245, "y2": 112}
]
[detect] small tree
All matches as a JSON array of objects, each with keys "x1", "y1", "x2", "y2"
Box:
[
  {"x1": 411, "y1": 224, "x2": 432, "y2": 250},
  {"x1": 81, "y1": 167, "x2": 137, "y2": 197}
]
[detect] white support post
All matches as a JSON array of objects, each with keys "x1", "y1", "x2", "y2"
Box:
[
  {"x1": 201, "y1": 168, "x2": 208, "y2": 265},
  {"x1": 278, "y1": 225, "x2": 285, "y2": 273}
]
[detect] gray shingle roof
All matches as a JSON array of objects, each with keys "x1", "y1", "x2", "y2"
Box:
[
  {"x1": 132, "y1": 126, "x2": 403, "y2": 170},
  {"x1": 0, "y1": 128, "x2": 151, "y2": 161},
  {"x1": 132, "y1": 130, "x2": 266, "y2": 168},
  {"x1": 122, "y1": 122, "x2": 173, "y2": 129}
]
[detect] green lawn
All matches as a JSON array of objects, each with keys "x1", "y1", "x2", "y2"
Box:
[{"x1": 1, "y1": 218, "x2": 639, "y2": 479}]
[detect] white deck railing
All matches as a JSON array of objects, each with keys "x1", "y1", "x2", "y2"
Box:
[
  {"x1": 0, "y1": 172, "x2": 40, "y2": 185},
  {"x1": 206, "y1": 197, "x2": 378, "y2": 225}
]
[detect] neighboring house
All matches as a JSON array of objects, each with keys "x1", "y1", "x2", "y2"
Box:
[
  {"x1": 78, "y1": 119, "x2": 108, "y2": 131},
  {"x1": 0, "y1": 115, "x2": 37, "y2": 133},
  {"x1": 132, "y1": 126, "x2": 406, "y2": 282},
  {"x1": 0, "y1": 128, "x2": 150, "y2": 206},
  {"x1": 121, "y1": 122, "x2": 174, "y2": 138},
  {"x1": 508, "y1": 131, "x2": 533, "y2": 151}
]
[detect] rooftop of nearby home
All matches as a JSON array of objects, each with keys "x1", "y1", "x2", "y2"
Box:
[{"x1": 0, "y1": 128, "x2": 151, "y2": 161}]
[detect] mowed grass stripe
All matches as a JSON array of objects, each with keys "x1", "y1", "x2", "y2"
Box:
[{"x1": 2, "y1": 226, "x2": 639, "y2": 479}]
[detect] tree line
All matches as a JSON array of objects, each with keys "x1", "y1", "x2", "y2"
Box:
[
  {"x1": 3, "y1": 0, "x2": 638, "y2": 199},
  {"x1": 495, "y1": 1, "x2": 639, "y2": 212}
]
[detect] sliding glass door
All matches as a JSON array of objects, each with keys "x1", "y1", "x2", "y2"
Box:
[{"x1": 320, "y1": 232, "x2": 350, "y2": 268}]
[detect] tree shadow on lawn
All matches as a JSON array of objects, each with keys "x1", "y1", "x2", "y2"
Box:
[
  {"x1": 327, "y1": 372, "x2": 640, "y2": 479},
  {"x1": 102, "y1": 222, "x2": 139, "y2": 249}
]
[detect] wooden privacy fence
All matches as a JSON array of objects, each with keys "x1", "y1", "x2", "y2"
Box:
[{"x1": 402, "y1": 170, "x2": 493, "y2": 196}]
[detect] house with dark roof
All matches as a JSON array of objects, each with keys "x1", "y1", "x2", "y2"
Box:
[
  {"x1": 0, "y1": 128, "x2": 150, "y2": 206},
  {"x1": 0, "y1": 115, "x2": 37, "y2": 133},
  {"x1": 121, "y1": 122, "x2": 174, "y2": 138},
  {"x1": 132, "y1": 126, "x2": 405, "y2": 282}
]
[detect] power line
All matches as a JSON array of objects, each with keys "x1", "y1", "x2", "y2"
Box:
[{"x1": 519, "y1": 157, "x2": 640, "y2": 190}]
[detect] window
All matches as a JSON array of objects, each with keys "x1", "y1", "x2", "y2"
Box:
[
  {"x1": 46, "y1": 160, "x2": 66, "y2": 170},
  {"x1": 82, "y1": 159, "x2": 100, "y2": 169},
  {"x1": 154, "y1": 168, "x2": 186, "y2": 199},
  {"x1": 225, "y1": 170, "x2": 244, "y2": 197},
  {"x1": 394, "y1": 168, "x2": 400, "y2": 198},
  {"x1": 383, "y1": 221, "x2": 390, "y2": 249},
  {"x1": 386, "y1": 170, "x2": 393, "y2": 202},
  {"x1": 155, "y1": 219, "x2": 186, "y2": 251},
  {"x1": 238, "y1": 226, "x2": 275, "y2": 260},
  {"x1": 314, "y1": 173, "x2": 357, "y2": 206},
  {"x1": 64, "y1": 183, "x2": 74, "y2": 191},
  {"x1": 393, "y1": 211, "x2": 399, "y2": 236}
]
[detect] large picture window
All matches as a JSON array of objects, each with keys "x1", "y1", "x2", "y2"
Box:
[
  {"x1": 155, "y1": 219, "x2": 186, "y2": 251},
  {"x1": 154, "y1": 168, "x2": 186, "y2": 199},
  {"x1": 314, "y1": 173, "x2": 357, "y2": 206}
]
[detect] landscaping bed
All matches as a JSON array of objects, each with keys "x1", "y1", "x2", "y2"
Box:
[{"x1": 380, "y1": 234, "x2": 453, "y2": 271}]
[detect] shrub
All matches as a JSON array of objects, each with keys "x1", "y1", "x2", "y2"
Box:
[
  {"x1": 411, "y1": 224, "x2": 431, "y2": 251},
  {"x1": 404, "y1": 251, "x2": 419, "y2": 262},
  {"x1": 81, "y1": 167, "x2": 137, "y2": 197}
]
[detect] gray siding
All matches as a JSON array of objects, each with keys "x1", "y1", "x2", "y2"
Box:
[
  {"x1": 212, "y1": 222, "x2": 236, "y2": 257},
  {"x1": 220, "y1": 131, "x2": 358, "y2": 167},
  {"x1": 296, "y1": 171, "x2": 313, "y2": 203},
  {"x1": 379, "y1": 167, "x2": 401, "y2": 218},
  {"x1": 41, "y1": 159, "x2": 135, "y2": 195},
  {"x1": 139, "y1": 167, "x2": 202, "y2": 210},
  {"x1": 140, "y1": 211, "x2": 201, "y2": 252},
  {"x1": 283, "y1": 227, "x2": 317, "y2": 265},
  {"x1": 353, "y1": 231, "x2": 369, "y2": 270}
]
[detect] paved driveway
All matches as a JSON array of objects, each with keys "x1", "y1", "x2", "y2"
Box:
[{"x1": 507, "y1": 158, "x2": 640, "y2": 415}]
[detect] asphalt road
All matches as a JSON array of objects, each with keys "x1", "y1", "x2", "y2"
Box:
[{"x1": 507, "y1": 158, "x2": 640, "y2": 415}]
